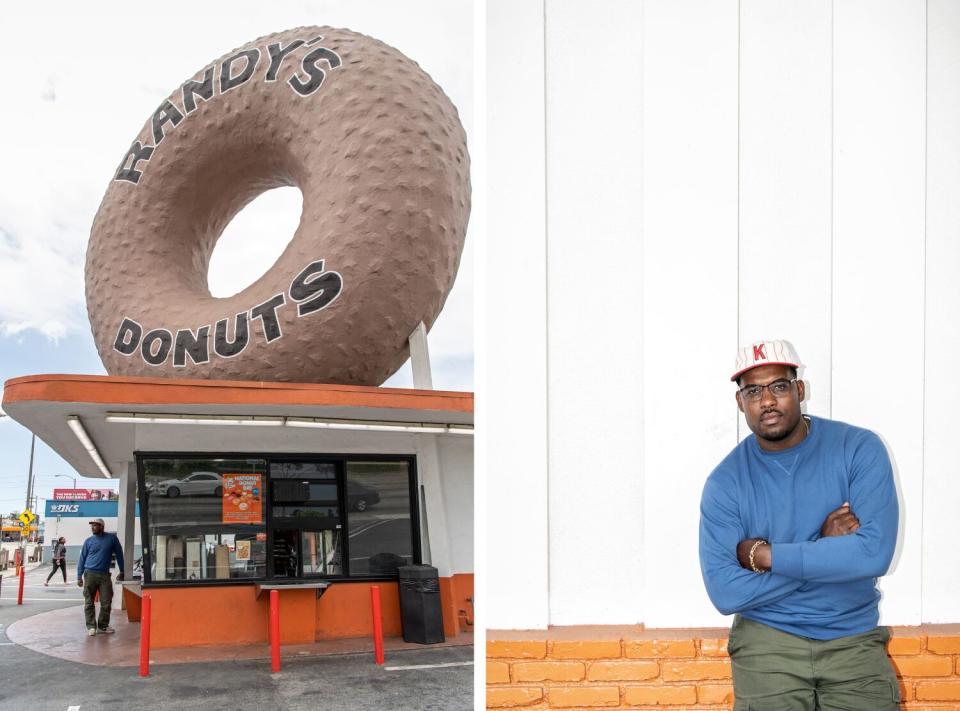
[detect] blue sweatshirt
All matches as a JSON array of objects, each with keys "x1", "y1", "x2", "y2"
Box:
[
  {"x1": 77, "y1": 532, "x2": 125, "y2": 578},
  {"x1": 699, "y1": 416, "x2": 898, "y2": 640}
]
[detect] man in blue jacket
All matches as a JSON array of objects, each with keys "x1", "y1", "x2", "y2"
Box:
[
  {"x1": 699, "y1": 340, "x2": 900, "y2": 710},
  {"x1": 77, "y1": 517, "x2": 125, "y2": 636}
]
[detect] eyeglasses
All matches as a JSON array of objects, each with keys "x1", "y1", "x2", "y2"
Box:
[{"x1": 738, "y1": 378, "x2": 798, "y2": 402}]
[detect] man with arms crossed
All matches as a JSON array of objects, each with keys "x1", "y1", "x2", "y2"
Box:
[{"x1": 699, "y1": 340, "x2": 899, "y2": 710}]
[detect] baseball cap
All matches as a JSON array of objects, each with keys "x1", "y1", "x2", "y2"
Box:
[
  {"x1": 88, "y1": 518, "x2": 105, "y2": 525},
  {"x1": 731, "y1": 339, "x2": 802, "y2": 382}
]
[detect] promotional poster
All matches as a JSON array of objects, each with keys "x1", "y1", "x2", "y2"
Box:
[{"x1": 52, "y1": 488, "x2": 119, "y2": 501}]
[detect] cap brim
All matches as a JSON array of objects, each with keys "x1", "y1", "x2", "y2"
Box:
[{"x1": 731, "y1": 361, "x2": 800, "y2": 382}]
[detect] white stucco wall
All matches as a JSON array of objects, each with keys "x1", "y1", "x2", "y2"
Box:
[
  {"x1": 437, "y1": 434, "x2": 474, "y2": 574},
  {"x1": 485, "y1": 0, "x2": 960, "y2": 629},
  {"x1": 484, "y1": 0, "x2": 550, "y2": 630}
]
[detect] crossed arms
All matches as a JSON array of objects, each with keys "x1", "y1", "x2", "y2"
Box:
[{"x1": 698, "y1": 433, "x2": 898, "y2": 616}]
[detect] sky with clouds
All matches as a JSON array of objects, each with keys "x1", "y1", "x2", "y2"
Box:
[{"x1": 0, "y1": 0, "x2": 473, "y2": 516}]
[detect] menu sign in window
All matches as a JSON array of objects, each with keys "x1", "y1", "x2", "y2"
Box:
[{"x1": 222, "y1": 474, "x2": 263, "y2": 524}]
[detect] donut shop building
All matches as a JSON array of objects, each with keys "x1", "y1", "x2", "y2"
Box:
[{"x1": 2, "y1": 374, "x2": 474, "y2": 648}]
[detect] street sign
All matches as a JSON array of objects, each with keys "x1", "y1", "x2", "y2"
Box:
[{"x1": 17, "y1": 510, "x2": 36, "y2": 527}]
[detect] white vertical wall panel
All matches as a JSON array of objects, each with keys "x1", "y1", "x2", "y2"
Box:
[
  {"x1": 738, "y1": 0, "x2": 833, "y2": 431},
  {"x1": 544, "y1": 1, "x2": 645, "y2": 625},
  {"x1": 416, "y1": 434, "x2": 453, "y2": 576},
  {"x1": 923, "y1": 0, "x2": 960, "y2": 624},
  {"x1": 485, "y1": 0, "x2": 960, "y2": 631},
  {"x1": 641, "y1": 0, "x2": 740, "y2": 627},
  {"x1": 437, "y1": 435, "x2": 475, "y2": 573},
  {"x1": 832, "y1": 0, "x2": 926, "y2": 625},
  {"x1": 485, "y1": 0, "x2": 550, "y2": 630}
]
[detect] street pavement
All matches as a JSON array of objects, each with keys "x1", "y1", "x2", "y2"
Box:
[{"x1": 0, "y1": 564, "x2": 474, "y2": 710}]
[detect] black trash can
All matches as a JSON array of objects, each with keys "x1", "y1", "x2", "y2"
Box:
[{"x1": 397, "y1": 565, "x2": 445, "y2": 644}]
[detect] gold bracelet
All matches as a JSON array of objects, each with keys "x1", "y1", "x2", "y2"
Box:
[{"x1": 749, "y1": 539, "x2": 769, "y2": 574}]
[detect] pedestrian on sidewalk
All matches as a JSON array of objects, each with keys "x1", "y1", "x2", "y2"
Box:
[
  {"x1": 77, "y1": 518, "x2": 125, "y2": 636},
  {"x1": 44, "y1": 536, "x2": 68, "y2": 586}
]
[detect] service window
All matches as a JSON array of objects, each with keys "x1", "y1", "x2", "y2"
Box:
[
  {"x1": 140, "y1": 454, "x2": 419, "y2": 584},
  {"x1": 267, "y1": 458, "x2": 418, "y2": 579},
  {"x1": 141, "y1": 457, "x2": 267, "y2": 582},
  {"x1": 269, "y1": 461, "x2": 343, "y2": 578}
]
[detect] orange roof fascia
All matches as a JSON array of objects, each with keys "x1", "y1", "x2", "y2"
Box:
[{"x1": 2, "y1": 374, "x2": 473, "y2": 414}]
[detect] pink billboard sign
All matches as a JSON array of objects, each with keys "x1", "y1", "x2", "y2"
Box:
[{"x1": 53, "y1": 488, "x2": 118, "y2": 501}]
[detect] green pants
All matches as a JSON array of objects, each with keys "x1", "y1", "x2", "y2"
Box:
[
  {"x1": 728, "y1": 615, "x2": 900, "y2": 710},
  {"x1": 82, "y1": 571, "x2": 114, "y2": 630}
]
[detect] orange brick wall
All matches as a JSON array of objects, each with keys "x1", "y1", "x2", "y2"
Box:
[{"x1": 487, "y1": 625, "x2": 960, "y2": 709}]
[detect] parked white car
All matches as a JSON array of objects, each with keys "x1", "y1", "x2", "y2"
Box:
[{"x1": 152, "y1": 472, "x2": 223, "y2": 498}]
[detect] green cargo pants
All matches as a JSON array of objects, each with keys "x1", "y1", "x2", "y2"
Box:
[
  {"x1": 82, "y1": 571, "x2": 114, "y2": 631},
  {"x1": 727, "y1": 615, "x2": 900, "y2": 710}
]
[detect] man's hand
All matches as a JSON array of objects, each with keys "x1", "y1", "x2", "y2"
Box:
[
  {"x1": 736, "y1": 538, "x2": 771, "y2": 572},
  {"x1": 77, "y1": 579, "x2": 83, "y2": 588},
  {"x1": 820, "y1": 502, "x2": 860, "y2": 538},
  {"x1": 116, "y1": 573, "x2": 124, "y2": 582}
]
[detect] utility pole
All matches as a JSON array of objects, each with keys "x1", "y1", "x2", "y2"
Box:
[
  {"x1": 22, "y1": 434, "x2": 35, "y2": 553},
  {"x1": 24, "y1": 434, "x2": 35, "y2": 512}
]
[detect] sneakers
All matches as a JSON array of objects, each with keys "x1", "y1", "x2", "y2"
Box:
[{"x1": 87, "y1": 627, "x2": 115, "y2": 636}]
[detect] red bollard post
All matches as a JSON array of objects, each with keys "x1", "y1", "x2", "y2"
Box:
[
  {"x1": 269, "y1": 589, "x2": 280, "y2": 673},
  {"x1": 17, "y1": 565, "x2": 25, "y2": 605},
  {"x1": 139, "y1": 593, "x2": 152, "y2": 677},
  {"x1": 370, "y1": 585, "x2": 384, "y2": 665},
  {"x1": 14, "y1": 549, "x2": 21, "y2": 577}
]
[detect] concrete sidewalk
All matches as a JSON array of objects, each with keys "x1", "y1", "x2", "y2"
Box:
[
  {"x1": 3, "y1": 563, "x2": 471, "y2": 668},
  {"x1": 8, "y1": 602, "x2": 472, "y2": 667},
  {"x1": 0, "y1": 630, "x2": 474, "y2": 711},
  {"x1": 1, "y1": 560, "x2": 87, "y2": 602},
  {"x1": 0, "y1": 567, "x2": 475, "y2": 710}
]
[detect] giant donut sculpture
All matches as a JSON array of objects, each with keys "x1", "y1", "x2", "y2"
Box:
[{"x1": 85, "y1": 27, "x2": 470, "y2": 385}]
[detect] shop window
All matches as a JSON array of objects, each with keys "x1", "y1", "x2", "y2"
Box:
[
  {"x1": 141, "y1": 456, "x2": 417, "y2": 583},
  {"x1": 345, "y1": 461, "x2": 414, "y2": 576},
  {"x1": 142, "y1": 458, "x2": 267, "y2": 581},
  {"x1": 269, "y1": 461, "x2": 342, "y2": 577}
]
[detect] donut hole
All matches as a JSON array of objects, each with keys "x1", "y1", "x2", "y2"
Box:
[{"x1": 207, "y1": 186, "x2": 304, "y2": 298}]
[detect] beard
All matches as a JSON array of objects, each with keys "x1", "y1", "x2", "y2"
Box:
[{"x1": 753, "y1": 409, "x2": 802, "y2": 442}]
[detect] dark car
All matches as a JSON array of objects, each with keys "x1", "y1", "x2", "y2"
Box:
[{"x1": 347, "y1": 481, "x2": 381, "y2": 512}]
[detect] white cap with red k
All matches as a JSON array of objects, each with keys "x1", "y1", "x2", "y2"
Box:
[{"x1": 731, "y1": 339, "x2": 802, "y2": 382}]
